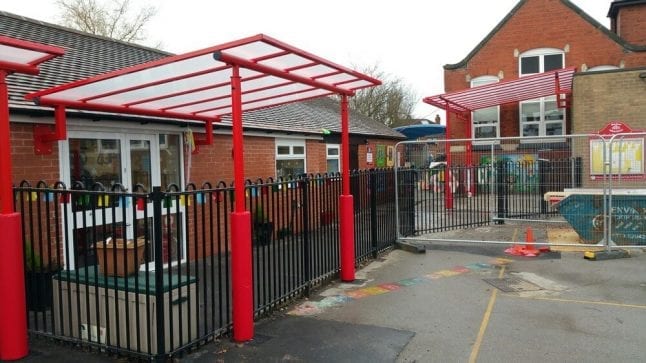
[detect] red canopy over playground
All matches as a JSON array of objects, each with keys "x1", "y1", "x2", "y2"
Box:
[
  {"x1": 25, "y1": 34, "x2": 381, "y2": 343},
  {"x1": 422, "y1": 67, "x2": 575, "y2": 207}
]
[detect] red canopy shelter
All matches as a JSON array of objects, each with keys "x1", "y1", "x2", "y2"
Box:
[
  {"x1": 0, "y1": 35, "x2": 64, "y2": 361},
  {"x1": 424, "y1": 67, "x2": 575, "y2": 112},
  {"x1": 26, "y1": 34, "x2": 381, "y2": 342},
  {"x1": 422, "y1": 67, "x2": 575, "y2": 207}
]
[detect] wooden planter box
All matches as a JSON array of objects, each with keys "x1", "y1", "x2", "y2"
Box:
[{"x1": 95, "y1": 238, "x2": 146, "y2": 277}]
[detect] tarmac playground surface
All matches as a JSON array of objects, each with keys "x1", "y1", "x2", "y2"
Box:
[{"x1": 23, "y1": 223, "x2": 646, "y2": 362}]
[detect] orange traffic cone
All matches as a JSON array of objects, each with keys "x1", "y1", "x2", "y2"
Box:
[{"x1": 524, "y1": 227, "x2": 539, "y2": 256}]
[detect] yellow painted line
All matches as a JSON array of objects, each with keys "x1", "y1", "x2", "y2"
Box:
[
  {"x1": 469, "y1": 228, "x2": 517, "y2": 363},
  {"x1": 469, "y1": 265, "x2": 506, "y2": 363},
  {"x1": 509, "y1": 295, "x2": 646, "y2": 310}
]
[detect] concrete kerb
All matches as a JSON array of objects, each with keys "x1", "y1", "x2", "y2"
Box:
[{"x1": 394, "y1": 239, "x2": 426, "y2": 254}]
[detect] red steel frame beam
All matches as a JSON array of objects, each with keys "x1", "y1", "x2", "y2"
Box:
[
  {"x1": 31, "y1": 97, "x2": 214, "y2": 123},
  {"x1": 0, "y1": 60, "x2": 40, "y2": 76},
  {"x1": 214, "y1": 52, "x2": 354, "y2": 96}
]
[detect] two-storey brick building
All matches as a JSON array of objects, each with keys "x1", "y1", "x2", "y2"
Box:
[{"x1": 440, "y1": 0, "x2": 646, "y2": 142}]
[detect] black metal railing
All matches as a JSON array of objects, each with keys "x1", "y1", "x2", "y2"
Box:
[
  {"x1": 496, "y1": 158, "x2": 582, "y2": 220},
  {"x1": 410, "y1": 164, "x2": 491, "y2": 235},
  {"x1": 15, "y1": 169, "x2": 405, "y2": 360}
]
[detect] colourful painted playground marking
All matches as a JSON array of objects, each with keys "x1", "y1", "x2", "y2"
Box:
[{"x1": 288, "y1": 257, "x2": 513, "y2": 316}]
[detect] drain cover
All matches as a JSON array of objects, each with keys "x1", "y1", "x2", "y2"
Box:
[{"x1": 483, "y1": 277, "x2": 542, "y2": 292}]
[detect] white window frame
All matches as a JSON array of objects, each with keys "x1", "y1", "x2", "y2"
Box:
[
  {"x1": 519, "y1": 48, "x2": 565, "y2": 76},
  {"x1": 518, "y1": 48, "x2": 566, "y2": 141},
  {"x1": 470, "y1": 76, "x2": 500, "y2": 144},
  {"x1": 326, "y1": 144, "x2": 341, "y2": 173},
  {"x1": 275, "y1": 139, "x2": 306, "y2": 178},
  {"x1": 59, "y1": 129, "x2": 186, "y2": 271}
]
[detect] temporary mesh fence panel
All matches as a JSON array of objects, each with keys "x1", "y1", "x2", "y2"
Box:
[{"x1": 392, "y1": 134, "x2": 643, "y2": 249}]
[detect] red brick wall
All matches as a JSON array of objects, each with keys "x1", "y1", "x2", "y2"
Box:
[
  {"x1": 443, "y1": 0, "x2": 646, "y2": 139},
  {"x1": 306, "y1": 139, "x2": 326, "y2": 174},
  {"x1": 11, "y1": 124, "x2": 60, "y2": 185},
  {"x1": 617, "y1": 4, "x2": 646, "y2": 45},
  {"x1": 187, "y1": 135, "x2": 276, "y2": 185},
  {"x1": 10, "y1": 124, "x2": 400, "y2": 186}
]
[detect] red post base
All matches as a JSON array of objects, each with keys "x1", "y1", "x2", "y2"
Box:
[
  {"x1": 0, "y1": 213, "x2": 28, "y2": 360},
  {"x1": 230, "y1": 211, "x2": 254, "y2": 342},
  {"x1": 339, "y1": 195, "x2": 355, "y2": 282}
]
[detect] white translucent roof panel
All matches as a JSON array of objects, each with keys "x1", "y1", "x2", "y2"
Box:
[
  {"x1": 0, "y1": 35, "x2": 65, "y2": 74},
  {"x1": 0, "y1": 45, "x2": 43, "y2": 64},
  {"x1": 27, "y1": 34, "x2": 381, "y2": 122}
]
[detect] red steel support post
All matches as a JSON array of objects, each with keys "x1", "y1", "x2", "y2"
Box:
[
  {"x1": 229, "y1": 65, "x2": 253, "y2": 342},
  {"x1": 0, "y1": 70, "x2": 28, "y2": 360},
  {"x1": 339, "y1": 95, "x2": 355, "y2": 282},
  {"x1": 0, "y1": 71, "x2": 13, "y2": 214},
  {"x1": 466, "y1": 111, "x2": 474, "y2": 197},
  {"x1": 444, "y1": 103, "x2": 453, "y2": 209}
]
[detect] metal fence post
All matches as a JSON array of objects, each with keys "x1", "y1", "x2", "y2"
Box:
[
  {"x1": 496, "y1": 161, "x2": 507, "y2": 224},
  {"x1": 574, "y1": 157, "x2": 583, "y2": 187},
  {"x1": 539, "y1": 159, "x2": 549, "y2": 215},
  {"x1": 301, "y1": 177, "x2": 311, "y2": 297},
  {"x1": 370, "y1": 170, "x2": 378, "y2": 258},
  {"x1": 151, "y1": 187, "x2": 166, "y2": 361}
]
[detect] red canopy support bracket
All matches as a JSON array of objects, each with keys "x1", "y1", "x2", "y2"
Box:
[
  {"x1": 554, "y1": 71, "x2": 572, "y2": 108},
  {"x1": 192, "y1": 118, "x2": 216, "y2": 155},
  {"x1": 33, "y1": 105, "x2": 67, "y2": 155}
]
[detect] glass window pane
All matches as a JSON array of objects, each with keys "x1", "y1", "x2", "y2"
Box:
[
  {"x1": 276, "y1": 159, "x2": 305, "y2": 178},
  {"x1": 545, "y1": 122, "x2": 563, "y2": 136},
  {"x1": 523, "y1": 124, "x2": 540, "y2": 137},
  {"x1": 293, "y1": 146, "x2": 305, "y2": 155},
  {"x1": 544, "y1": 54, "x2": 563, "y2": 72},
  {"x1": 544, "y1": 100, "x2": 564, "y2": 121},
  {"x1": 160, "y1": 134, "x2": 181, "y2": 189},
  {"x1": 327, "y1": 159, "x2": 339, "y2": 173},
  {"x1": 130, "y1": 139, "x2": 151, "y2": 192},
  {"x1": 521, "y1": 56, "x2": 539, "y2": 75},
  {"x1": 69, "y1": 138, "x2": 122, "y2": 190},
  {"x1": 277, "y1": 146, "x2": 290, "y2": 155},
  {"x1": 327, "y1": 147, "x2": 339, "y2": 156},
  {"x1": 475, "y1": 125, "x2": 497, "y2": 139},
  {"x1": 473, "y1": 106, "x2": 498, "y2": 122},
  {"x1": 521, "y1": 102, "x2": 541, "y2": 122}
]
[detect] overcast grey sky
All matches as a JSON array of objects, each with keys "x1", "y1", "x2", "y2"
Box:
[{"x1": 1, "y1": 0, "x2": 612, "y2": 119}]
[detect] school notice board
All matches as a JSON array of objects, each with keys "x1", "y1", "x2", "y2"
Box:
[{"x1": 590, "y1": 138, "x2": 644, "y2": 175}]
